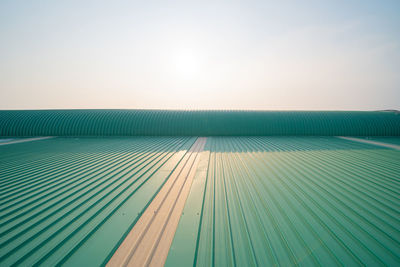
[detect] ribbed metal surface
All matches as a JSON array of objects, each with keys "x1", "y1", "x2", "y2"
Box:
[
  {"x1": 1, "y1": 110, "x2": 399, "y2": 136},
  {"x1": 108, "y1": 138, "x2": 207, "y2": 267},
  {"x1": 166, "y1": 136, "x2": 400, "y2": 266},
  {"x1": 0, "y1": 136, "x2": 196, "y2": 266}
]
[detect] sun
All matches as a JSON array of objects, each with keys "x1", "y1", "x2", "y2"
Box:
[{"x1": 171, "y1": 47, "x2": 202, "y2": 80}]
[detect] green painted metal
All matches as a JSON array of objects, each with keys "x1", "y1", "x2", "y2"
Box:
[
  {"x1": 1, "y1": 106, "x2": 400, "y2": 267},
  {"x1": 0, "y1": 136, "x2": 196, "y2": 266},
  {"x1": 166, "y1": 136, "x2": 400, "y2": 266},
  {"x1": 1, "y1": 110, "x2": 399, "y2": 136}
]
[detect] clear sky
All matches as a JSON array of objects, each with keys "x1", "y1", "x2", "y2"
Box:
[{"x1": 0, "y1": 0, "x2": 399, "y2": 110}]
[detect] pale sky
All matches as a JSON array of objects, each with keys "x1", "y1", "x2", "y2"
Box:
[{"x1": 0, "y1": 0, "x2": 399, "y2": 110}]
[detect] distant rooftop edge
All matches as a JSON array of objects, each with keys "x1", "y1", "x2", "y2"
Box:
[{"x1": 0, "y1": 109, "x2": 399, "y2": 136}]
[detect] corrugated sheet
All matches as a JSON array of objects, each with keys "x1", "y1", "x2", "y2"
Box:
[
  {"x1": 166, "y1": 136, "x2": 400, "y2": 266},
  {"x1": 108, "y1": 138, "x2": 207, "y2": 267},
  {"x1": 2, "y1": 136, "x2": 399, "y2": 266},
  {"x1": 0, "y1": 136, "x2": 196, "y2": 266},
  {"x1": 1, "y1": 110, "x2": 399, "y2": 136}
]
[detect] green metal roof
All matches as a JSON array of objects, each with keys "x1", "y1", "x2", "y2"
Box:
[
  {"x1": 166, "y1": 137, "x2": 400, "y2": 266},
  {"x1": 1, "y1": 110, "x2": 399, "y2": 136},
  {"x1": 1, "y1": 136, "x2": 399, "y2": 266},
  {"x1": 0, "y1": 137, "x2": 196, "y2": 266},
  {"x1": 1, "y1": 109, "x2": 399, "y2": 266}
]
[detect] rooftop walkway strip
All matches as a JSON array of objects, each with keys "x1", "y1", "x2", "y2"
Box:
[
  {"x1": 338, "y1": 136, "x2": 400, "y2": 150},
  {"x1": 107, "y1": 137, "x2": 207, "y2": 267}
]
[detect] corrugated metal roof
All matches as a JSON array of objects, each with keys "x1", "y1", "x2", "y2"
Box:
[
  {"x1": 166, "y1": 136, "x2": 400, "y2": 266},
  {"x1": 0, "y1": 136, "x2": 196, "y2": 266},
  {"x1": 1, "y1": 110, "x2": 399, "y2": 136},
  {"x1": 1, "y1": 134, "x2": 399, "y2": 266},
  {"x1": 108, "y1": 138, "x2": 207, "y2": 266}
]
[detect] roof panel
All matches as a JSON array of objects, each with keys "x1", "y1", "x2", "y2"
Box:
[
  {"x1": 0, "y1": 136, "x2": 196, "y2": 266},
  {"x1": 1, "y1": 136, "x2": 399, "y2": 266},
  {"x1": 1, "y1": 110, "x2": 399, "y2": 136},
  {"x1": 166, "y1": 137, "x2": 400, "y2": 266}
]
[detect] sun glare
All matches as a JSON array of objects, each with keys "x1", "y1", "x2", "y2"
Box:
[{"x1": 171, "y1": 47, "x2": 202, "y2": 80}]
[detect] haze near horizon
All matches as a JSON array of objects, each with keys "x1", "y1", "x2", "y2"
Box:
[{"x1": 0, "y1": 0, "x2": 399, "y2": 110}]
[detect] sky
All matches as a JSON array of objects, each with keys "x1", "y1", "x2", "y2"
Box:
[{"x1": 0, "y1": 0, "x2": 399, "y2": 110}]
